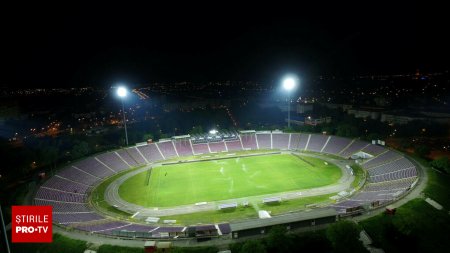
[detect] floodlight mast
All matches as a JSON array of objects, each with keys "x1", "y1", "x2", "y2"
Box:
[
  {"x1": 117, "y1": 86, "x2": 129, "y2": 146},
  {"x1": 283, "y1": 77, "x2": 297, "y2": 128}
]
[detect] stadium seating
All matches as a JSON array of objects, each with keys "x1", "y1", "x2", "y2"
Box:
[
  {"x1": 34, "y1": 199, "x2": 91, "y2": 212},
  {"x1": 256, "y1": 133, "x2": 271, "y2": 149},
  {"x1": 72, "y1": 158, "x2": 115, "y2": 178},
  {"x1": 362, "y1": 150, "x2": 401, "y2": 168},
  {"x1": 339, "y1": 140, "x2": 369, "y2": 157},
  {"x1": 361, "y1": 144, "x2": 386, "y2": 156},
  {"x1": 157, "y1": 141, "x2": 178, "y2": 158},
  {"x1": 96, "y1": 152, "x2": 130, "y2": 172},
  {"x1": 209, "y1": 141, "x2": 227, "y2": 152},
  {"x1": 44, "y1": 176, "x2": 90, "y2": 194},
  {"x1": 53, "y1": 213, "x2": 105, "y2": 224},
  {"x1": 125, "y1": 147, "x2": 147, "y2": 165},
  {"x1": 240, "y1": 134, "x2": 258, "y2": 150},
  {"x1": 138, "y1": 143, "x2": 164, "y2": 162},
  {"x1": 306, "y1": 134, "x2": 329, "y2": 152},
  {"x1": 225, "y1": 140, "x2": 243, "y2": 151},
  {"x1": 192, "y1": 143, "x2": 209, "y2": 154},
  {"x1": 272, "y1": 133, "x2": 290, "y2": 150},
  {"x1": 288, "y1": 133, "x2": 301, "y2": 150},
  {"x1": 297, "y1": 134, "x2": 309, "y2": 150},
  {"x1": 35, "y1": 187, "x2": 86, "y2": 203},
  {"x1": 174, "y1": 139, "x2": 194, "y2": 156},
  {"x1": 57, "y1": 166, "x2": 99, "y2": 185},
  {"x1": 77, "y1": 221, "x2": 131, "y2": 233},
  {"x1": 116, "y1": 149, "x2": 140, "y2": 167},
  {"x1": 321, "y1": 136, "x2": 352, "y2": 155}
]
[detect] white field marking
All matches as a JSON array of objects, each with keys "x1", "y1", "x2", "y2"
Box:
[
  {"x1": 249, "y1": 171, "x2": 261, "y2": 178},
  {"x1": 228, "y1": 179, "x2": 234, "y2": 193},
  {"x1": 242, "y1": 164, "x2": 248, "y2": 173}
]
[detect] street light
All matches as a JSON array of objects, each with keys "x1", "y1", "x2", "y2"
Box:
[
  {"x1": 117, "y1": 86, "x2": 129, "y2": 146},
  {"x1": 282, "y1": 76, "x2": 297, "y2": 128}
]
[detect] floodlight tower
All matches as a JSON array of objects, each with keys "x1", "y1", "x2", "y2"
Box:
[
  {"x1": 283, "y1": 77, "x2": 297, "y2": 128},
  {"x1": 117, "y1": 86, "x2": 129, "y2": 146}
]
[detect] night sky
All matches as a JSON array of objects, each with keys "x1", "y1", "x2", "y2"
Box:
[{"x1": 1, "y1": 2, "x2": 447, "y2": 87}]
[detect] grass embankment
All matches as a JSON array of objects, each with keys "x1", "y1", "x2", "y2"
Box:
[{"x1": 360, "y1": 164, "x2": 450, "y2": 253}]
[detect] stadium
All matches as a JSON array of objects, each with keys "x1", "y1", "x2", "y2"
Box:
[{"x1": 33, "y1": 130, "x2": 422, "y2": 241}]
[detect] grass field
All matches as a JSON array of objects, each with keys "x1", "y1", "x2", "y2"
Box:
[{"x1": 119, "y1": 154, "x2": 342, "y2": 207}]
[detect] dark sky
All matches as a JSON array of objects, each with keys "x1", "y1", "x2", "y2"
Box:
[{"x1": 0, "y1": 2, "x2": 448, "y2": 87}]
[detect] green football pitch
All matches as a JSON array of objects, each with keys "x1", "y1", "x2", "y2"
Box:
[{"x1": 118, "y1": 154, "x2": 342, "y2": 207}]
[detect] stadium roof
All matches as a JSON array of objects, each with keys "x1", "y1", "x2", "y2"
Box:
[{"x1": 230, "y1": 208, "x2": 337, "y2": 231}]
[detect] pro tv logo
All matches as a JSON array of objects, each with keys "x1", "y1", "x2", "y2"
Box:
[{"x1": 12, "y1": 206, "x2": 52, "y2": 243}]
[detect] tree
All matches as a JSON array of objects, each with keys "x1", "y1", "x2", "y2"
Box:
[
  {"x1": 336, "y1": 124, "x2": 359, "y2": 138},
  {"x1": 240, "y1": 240, "x2": 266, "y2": 253},
  {"x1": 71, "y1": 141, "x2": 90, "y2": 160},
  {"x1": 326, "y1": 220, "x2": 368, "y2": 253},
  {"x1": 189, "y1": 125, "x2": 204, "y2": 135},
  {"x1": 143, "y1": 133, "x2": 154, "y2": 142},
  {"x1": 266, "y1": 226, "x2": 294, "y2": 253},
  {"x1": 430, "y1": 157, "x2": 450, "y2": 173},
  {"x1": 415, "y1": 145, "x2": 430, "y2": 158}
]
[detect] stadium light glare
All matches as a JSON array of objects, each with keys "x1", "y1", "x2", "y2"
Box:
[
  {"x1": 117, "y1": 86, "x2": 127, "y2": 97},
  {"x1": 209, "y1": 129, "x2": 218, "y2": 135},
  {"x1": 116, "y1": 86, "x2": 129, "y2": 146},
  {"x1": 282, "y1": 75, "x2": 298, "y2": 129},
  {"x1": 283, "y1": 77, "x2": 296, "y2": 91}
]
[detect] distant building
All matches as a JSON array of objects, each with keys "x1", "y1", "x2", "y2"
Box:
[
  {"x1": 296, "y1": 104, "x2": 313, "y2": 113},
  {"x1": 288, "y1": 115, "x2": 331, "y2": 126},
  {"x1": 347, "y1": 109, "x2": 381, "y2": 120},
  {"x1": 321, "y1": 103, "x2": 353, "y2": 112}
]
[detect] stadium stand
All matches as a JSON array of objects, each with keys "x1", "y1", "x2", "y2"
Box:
[
  {"x1": 34, "y1": 199, "x2": 91, "y2": 212},
  {"x1": 54, "y1": 213, "x2": 105, "y2": 224},
  {"x1": 35, "y1": 187, "x2": 86, "y2": 203},
  {"x1": 305, "y1": 134, "x2": 328, "y2": 152},
  {"x1": 339, "y1": 140, "x2": 369, "y2": 157},
  {"x1": 43, "y1": 176, "x2": 90, "y2": 194},
  {"x1": 57, "y1": 166, "x2": 99, "y2": 185},
  {"x1": 321, "y1": 136, "x2": 352, "y2": 155},
  {"x1": 361, "y1": 144, "x2": 386, "y2": 156},
  {"x1": 192, "y1": 143, "x2": 209, "y2": 154},
  {"x1": 138, "y1": 143, "x2": 164, "y2": 162},
  {"x1": 34, "y1": 131, "x2": 418, "y2": 238},
  {"x1": 72, "y1": 158, "x2": 115, "y2": 178},
  {"x1": 224, "y1": 140, "x2": 243, "y2": 151},
  {"x1": 256, "y1": 133, "x2": 271, "y2": 149},
  {"x1": 209, "y1": 141, "x2": 227, "y2": 152},
  {"x1": 240, "y1": 133, "x2": 258, "y2": 150},
  {"x1": 297, "y1": 134, "x2": 309, "y2": 150},
  {"x1": 272, "y1": 133, "x2": 290, "y2": 150},
  {"x1": 157, "y1": 141, "x2": 178, "y2": 159},
  {"x1": 362, "y1": 150, "x2": 401, "y2": 168},
  {"x1": 96, "y1": 152, "x2": 130, "y2": 172},
  {"x1": 116, "y1": 149, "x2": 139, "y2": 167},
  {"x1": 125, "y1": 147, "x2": 147, "y2": 165},
  {"x1": 288, "y1": 133, "x2": 301, "y2": 150},
  {"x1": 173, "y1": 139, "x2": 194, "y2": 156}
]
